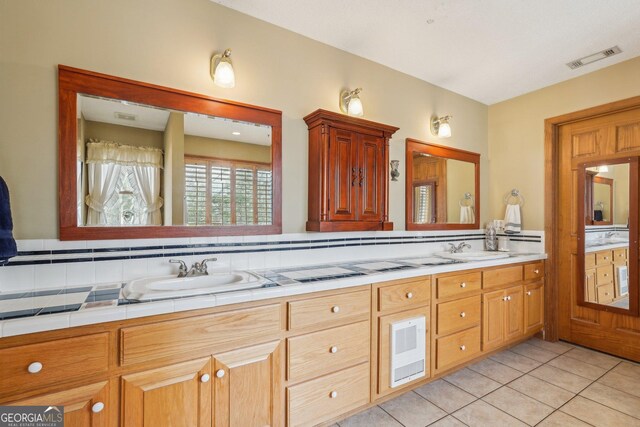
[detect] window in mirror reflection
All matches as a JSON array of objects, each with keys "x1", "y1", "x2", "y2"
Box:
[{"x1": 76, "y1": 94, "x2": 273, "y2": 227}]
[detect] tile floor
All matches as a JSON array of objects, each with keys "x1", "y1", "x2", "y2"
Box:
[{"x1": 333, "y1": 338, "x2": 640, "y2": 427}]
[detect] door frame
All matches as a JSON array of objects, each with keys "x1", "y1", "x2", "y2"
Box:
[{"x1": 544, "y1": 95, "x2": 640, "y2": 341}]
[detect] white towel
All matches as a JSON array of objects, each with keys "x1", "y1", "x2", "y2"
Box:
[
  {"x1": 504, "y1": 203, "x2": 521, "y2": 234},
  {"x1": 460, "y1": 206, "x2": 474, "y2": 224}
]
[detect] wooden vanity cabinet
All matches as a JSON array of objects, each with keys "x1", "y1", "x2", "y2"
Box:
[{"x1": 304, "y1": 109, "x2": 399, "y2": 231}]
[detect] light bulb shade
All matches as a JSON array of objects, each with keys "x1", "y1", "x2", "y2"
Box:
[
  {"x1": 431, "y1": 115, "x2": 452, "y2": 138},
  {"x1": 211, "y1": 49, "x2": 235, "y2": 88},
  {"x1": 437, "y1": 122, "x2": 451, "y2": 138},
  {"x1": 347, "y1": 95, "x2": 364, "y2": 117}
]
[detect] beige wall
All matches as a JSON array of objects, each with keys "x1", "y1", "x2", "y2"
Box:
[
  {"x1": 163, "y1": 112, "x2": 185, "y2": 225},
  {"x1": 184, "y1": 136, "x2": 271, "y2": 164},
  {"x1": 0, "y1": 0, "x2": 488, "y2": 239},
  {"x1": 488, "y1": 57, "x2": 640, "y2": 230},
  {"x1": 446, "y1": 159, "x2": 475, "y2": 223},
  {"x1": 84, "y1": 121, "x2": 164, "y2": 149}
]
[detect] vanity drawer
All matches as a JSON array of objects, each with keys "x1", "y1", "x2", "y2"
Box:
[
  {"x1": 524, "y1": 262, "x2": 544, "y2": 281},
  {"x1": 596, "y1": 265, "x2": 614, "y2": 285},
  {"x1": 288, "y1": 289, "x2": 369, "y2": 331},
  {"x1": 0, "y1": 333, "x2": 109, "y2": 399},
  {"x1": 287, "y1": 362, "x2": 369, "y2": 427},
  {"x1": 483, "y1": 266, "x2": 523, "y2": 289},
  {"x1": 596, "y1": 250, "x2": 612, "y2": 266},
  {"x1": 436, "y1": 272, "x2": 481, "y2": 299},
  {"x1": 121, "y1": 304, "x2": 281, "y2": 366},
  {"x1": 436, "y1": 295, "x2": 481, "y2": 336},
  {"x1": 585, "y1": 253, "x2": 597, "y2": 269},
  {"x1": 287, "y1": 321, "x2": 369, "y2": 382},
  {"x1": 378, "y1": 278, "x2": 430, "y2": 312},
  {"x1": 435, "y1": 326, "x2": 481, "y2": 371},
  {"x1": 613, "y1": 248, "x2": 628, "y2": 265},
  {"x1": 597, "y1": 283, "x2": 615, "y2": 304}
]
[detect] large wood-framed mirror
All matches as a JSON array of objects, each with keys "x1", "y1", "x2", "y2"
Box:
[
  {"x1": 578, "y1": 158, "x2": 638, "y2": 315},
  {"x1": 59, "y1": 65, "x2": 282, "y2": 240},
  {"x1": 405, "y1": 139, "x2": 480, "y2": 230}
]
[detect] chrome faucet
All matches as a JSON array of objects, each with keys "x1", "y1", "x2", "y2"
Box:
[
  {"x1": 605, "y1": 231, "x2": 616, "y2": 238},
  {"x1": 170, "y1": 258, "x2": 218, "y2": 277},
  {"x1": 448, "y1": 242, "x2": 471, "y2": 253}
]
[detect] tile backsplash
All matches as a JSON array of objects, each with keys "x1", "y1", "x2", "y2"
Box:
[{"x1": 0, "y1": 230, "x2": 544, "y2": 294}]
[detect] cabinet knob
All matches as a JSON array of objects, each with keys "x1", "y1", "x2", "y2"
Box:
[
  {"x1": 503, "y1": 296, "x2": 508, "y2": 301},
  {"x1": 508, "y1": 296, "x2": 512, "y2": 301},
  {"x1": 331, "y1": 306, "x2": 340, "y2": 313},
  {"x1": 527, "y1": 291, "x2": 532, "y2": 296},
  {"x1": 460, "y1": 312, "x2": 466, "y2": 318},
  {"x1": 91, "y1": 402, "x2": 105, "y2": 414},
  {"x1": 329, "y1": 391, "x2": 338, "y2": 399},
  {"x1": 534, "y1": 269, "x2": 540, "y2": 274},
  {"x1": 200, "y1": 374, "x2": 211, "y2": 383},
  {"x1": 330, "y1": 346, "x2": 338, "y2": 354},
  {"x1": 406, "y1": 292, "x2": 413, "y2": 299},
  {"x1": 460, "y1": 345, "x2": 466, "y2": 351},
  {"x1": 605, "y1": 292, "x2": 610, "y2": 296},
  {"x1": 460, "y1": 282, "x2": 467, "y2": 288},
  {"x1": 28, "y1": 362, "x2": 43, "y2": 374},
  {"x1": 604, "y1": 273, "x2": 609, "y2": 277},
  {"x1": 216, "y1": 369, "x2": 225, "y2": 378}
]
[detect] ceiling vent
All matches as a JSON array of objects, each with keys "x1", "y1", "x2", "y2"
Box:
[
  {"x1": 114, "y1": 112, "x2": 137, "y2": 121},
  {"x1": 566, "y1": 46, "x2": 622, "y2": 70}
]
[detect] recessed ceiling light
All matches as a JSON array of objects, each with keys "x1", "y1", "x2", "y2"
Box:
[{"x1": 232, "y1": 131, "x2": 241, "y2": 135}]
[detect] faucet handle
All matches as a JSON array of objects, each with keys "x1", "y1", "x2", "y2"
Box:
[
  {"x1": 200, "y1": 258, "x2": 218, "y2": 274},
  {"x1": 169, "y1": 259, "x2": 188, "y2": 274}
]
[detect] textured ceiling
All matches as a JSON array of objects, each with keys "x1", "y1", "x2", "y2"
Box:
[{"x1": 212, "y1": 0, "x2": 640, "y2": 104}]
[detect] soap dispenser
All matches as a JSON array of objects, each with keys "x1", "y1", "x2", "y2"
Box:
[{"x1": 485, "y1": 222, "x2": 497, "y2": 251}]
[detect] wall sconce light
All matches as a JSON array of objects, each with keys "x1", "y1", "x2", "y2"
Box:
[
  {"x1": 339, "y1": 88, "x2": 364, "y2": 117},
  {"x1": 431, "y1": 115, "x2": 452, "y2": 138},
  {"x1": 211, "y1": 48, "x2": 235, "y2": 88},
  {"x1": 390, "y1": 160, "x2": 400, "y2": 181}
]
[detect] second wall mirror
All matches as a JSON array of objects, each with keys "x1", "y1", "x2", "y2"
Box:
[{"x1": 405, "y1": 139, "x2": 480, "y2": 230}]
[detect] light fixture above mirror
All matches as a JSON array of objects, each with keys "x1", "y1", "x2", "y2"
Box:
[
  {"x1": 431, "y1": 115, "x2": 452, "y2": 138},
  {"x1": 211, "y1": 48, "x2": 235, "y2": 88},
  {"x1": 339, "y1": 88, "x2": 364, "y2": 117}
]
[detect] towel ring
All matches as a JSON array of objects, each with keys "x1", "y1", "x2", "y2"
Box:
[
  {"x1": 459, "y1": 192, "x2": 474, "y2": 207},
  {"x1": 504, "y1": 189, "x2": 525, "y2": 206}
]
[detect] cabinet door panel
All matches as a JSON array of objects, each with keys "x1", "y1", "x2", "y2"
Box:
[
  {"x1": 121, "y1": 358, "x2": 211, "y2": 427},
  {"x1": 505, "y1": 285, "x2": 524, "y2": 340},
  {"x1": 358, "y1": 134, "x2": 384, "y2": 221},
  {"x1": 525, "y1": 283, "x2": 544, "y2": 333},
  {"x1": 482, "y1": 289, "x2": 505, "y2": 351},
  {"x1": 328, "y1": 128, "x2": 358, "y2": 221},
  {"x1": 213, "y1": 340, "x2": 283, "y2": 427}
]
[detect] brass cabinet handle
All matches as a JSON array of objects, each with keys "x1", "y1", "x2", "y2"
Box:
[
  {"x1": 351, "y1": 168, "x2": 357, "y2": 186},
  {"x1": 359, "y1": 168, "x2": 364, "y2": 187}
]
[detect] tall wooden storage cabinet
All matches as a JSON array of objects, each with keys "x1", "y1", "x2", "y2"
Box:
[{"x1": 304, "y1": 109, "x2": 399, "y2": 231}]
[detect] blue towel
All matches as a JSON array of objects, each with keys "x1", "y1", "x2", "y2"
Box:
[{"x1": 0, "y1": 176, "x2": 17, "y2": 265}]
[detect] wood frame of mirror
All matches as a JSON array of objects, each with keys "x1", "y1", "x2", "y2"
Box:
[
  {"x1": 58, "y1": 65, "x2": 282, "y2": 240},
  {"x1": 586, "y1": 173, "x2": 614, "y2": 225},
  {"x1": 405, "y1": 138, "x2": 480, "y2": 230},
  {"x1": 577, "y1": 157, "x2": 639, "y2": 316}
]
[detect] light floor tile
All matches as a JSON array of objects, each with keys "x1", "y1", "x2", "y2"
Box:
[
  {"x1": 597, "y1": 370, "x2": 640, "y2": 398},
  {"x1": 482, "y1": 386, "x2": 554, "y2": 425},
  {"x1": 428, "y1": 415, "x2": 467, "y2": 427},
  {"x1": 467, "y1": 358, "x2": 523, "y2": 384},
  {"x1": 529, "y1": 364, "x2": 592, "y2": 393},
  {"x1": 414, "y1": 379, "x2": 476, "y2": 413},
  {"x1": 581, "y1": 382, "x2": 640, "y2": 418},
  {"x1": 509, "y1": 342, "x2": 558, "y2": 363},
  {"x1": 560, "y1": 396, "x2": 640, "y2": 427},
  {"x1": 507, "y1": 374, "x2": 575, "y2": 409},
  {"x1": 489, "y1": 350, "x2": 541, "y2": 373},
  {"x1": 562, "y1": 346, "x2": 621, "y2": 370},
  {"x1": 527, "y1": 337, "x2": 574, "y2": 354},
  {"x1": 452, "y1": 400, "x2": 527, "y2": 427},
  {"x1": 536, "y1": 411, "x2": 592, "y2": 427},
  {"x1": 338, "y1": 406, "x2": 402, "y2": 427},
  {"x1": 547, "y1": 354, "x2": 608, "y2": 380},
  {"x1": 610, "y1": 361, "x2": 640, "y2": 381},
  {"x1": 443, "y1": 368, "x2": 501, "y2": 398},
  {"x1": 379, "y1": 391, "x2": 446, "y2": 427}
]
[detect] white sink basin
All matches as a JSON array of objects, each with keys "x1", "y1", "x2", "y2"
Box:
[
  {"x1": 434, "y1": 251, "x2": 510, "y2": 261},
  {"x1": 124, "y1": 271, "x2": 266, "y2": 301}
]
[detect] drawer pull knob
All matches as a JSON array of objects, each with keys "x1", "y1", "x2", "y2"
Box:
[
  {"x1": 527, "y1": 291, "x2": 532, "y2": 296},
  {"x1": 216, "y1": 369, "x2": 225, "y2": 378},
  {"x1": 508, "y1": 296, "x2": 512, "y2": 301},
  {"x1": 604, "y1": 273, "x2": 609, "y2": 277},
  {"x1": 28, "y1": 362, "x2": 42, "y2": 374},
  {"x1": 604, "y1": 257, "x2": 608, "y2": 260},
  {"x1": 330, "y1": 391, "x2": 338, "y2": 398},
  {"x1": 460, "y1": 312, "x2": 466, "y2": 318},
  {"x1": 503, "y1": 296, "x2": 508, "y2": 301},
  {"x1": 91, "y1": 402, "x2": 105, "y2": 413},
  {"x1": 330, "y1": 346, "x2": 338, "y2": 354},
  {"x1": 200, "y1": 374, "x2": 211, "y2": 383},
  {"x1": 605, "y1": 292, "x2": 610, "y2": 296},
  {"x1": 331, "y1": 306, "x2": 340, "y2": 313},
  {"x1": 406, "y1": 292, "x2": 413, "y2": 299},
  {"x1": 534, "y1": 269, "x2": 540, "y2": 274},
  {"x1": 460, "y1": 282, "x2": 467, "y2": 288},
  {"x1": 460, "y1": 345, "x2": 466, "y2": 351}
]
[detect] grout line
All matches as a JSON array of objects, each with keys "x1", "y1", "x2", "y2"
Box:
[
  {"x1": 479, "y1": 383, "x2": 550, "y2": 426},
  {"x1": 577, "y1": 393, "x2": 640, "y2": 422},
  {"x1": 534, "y1": 406, "x2": 596, "y2": 427},
  {"x1": 376, "y1": 404, "x2": 406, "y2": 426}
]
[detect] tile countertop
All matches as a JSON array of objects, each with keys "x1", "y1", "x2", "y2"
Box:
[
  {"x1": 0, "y1": 252, "x2": 546, "y2": 338},
  {"x1": 585, "y1": 241, "x2": 628, "y2": 253}
]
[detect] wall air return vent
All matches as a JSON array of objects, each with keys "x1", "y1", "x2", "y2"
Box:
[
  {"x1": 566, "y1": 46, "x2": 622, "y2": 70},
  {"x1": 114, "y1": 112, "x2": 137, "y2": 121}
]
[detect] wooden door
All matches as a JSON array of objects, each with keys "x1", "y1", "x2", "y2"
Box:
[
  {"x1": 525, "y1": 282, "x2": 544, "y2": 333},
  {"x1": 557, "y1": 107, "x2": 640, "y2": 361},
  {"x1": 327, "y1": 128, "x2": 358, "y2": 221},
  {"x1": 212, "y1": 340, "x2": 283, "y2": 427},
  {"x1": 358, "y1": 134, "x2": 384, "y2": 222},
  {"x1": 505, "y1": 285, "x2": 524, "y2": 340},
  {"x1": 7, "y1": 381, "x2": 112, "y2": 427},
  {"x1": 121, "y1": 358, "x2": 212, "y2": 427},
  {"x1": 482, "y1": 289, "x2": 505, "y2": 351}
]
